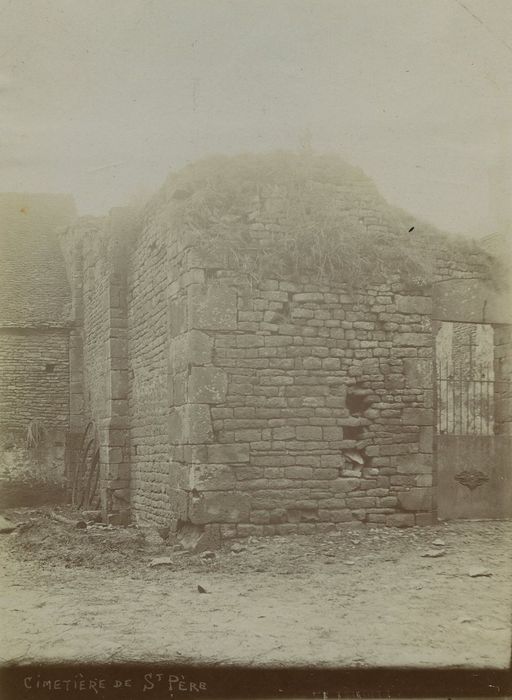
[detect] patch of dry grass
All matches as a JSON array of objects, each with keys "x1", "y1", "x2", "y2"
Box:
[{"x1": 147, "y1": 151, "x2": 494, "y2": 289}]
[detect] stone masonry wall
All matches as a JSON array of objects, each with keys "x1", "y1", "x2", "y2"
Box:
[
  {"x1": 64, "y1": 156, "x2": 507, "y2": 532},
  {"x1": 81, "y1": 232, "x2": 111, "y2": 428},
  {"x1": 67, "y1": 213, "x2": 132, "y2": 523},
  {"x1": 0, "y1": 329, "x2": 70, "y2": 432},
  {"x1": 157, "y1": 183, "x2": 500, "y2": 537},
  {"x1": 167, "y1": 263, "x2": 436, "y2": 537},
  {"x1": 0, "y1": 329, "x2": 70, "y2": 495},
  {"x1": 127, "y1": 217, "x2": 170, "y2": 524}
]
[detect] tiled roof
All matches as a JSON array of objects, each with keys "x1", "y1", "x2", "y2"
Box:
[{"x1": 0, "y1": 193, "x2": 76, "y2": 327}]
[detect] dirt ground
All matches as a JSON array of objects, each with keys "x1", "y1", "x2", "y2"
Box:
[{"x1": 0, "y1": 507, "x2": 510, "y2": 668}]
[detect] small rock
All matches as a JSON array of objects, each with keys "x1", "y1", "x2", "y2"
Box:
[
  {"x1": 231, "y1": 542, "x2": 245, "y2": 553},
  {"x1": 458, "y1": 616, "x2": 475, "y2": 624},
  {"x1": 432, "y1": 538, "x2": 446, "y2": 547},
  {"x1": 197, "y1": 585, "x2": 208, "y2": 594},
  {"x1": 345, "y1": 560, "x2": 355, "y2": 565},
  {"x1": 421, "y1": 549, "x2": 446, "y2": 558},
  {"x1": 157, "y1": 526, "x2": 170, "y2": 540},
  {"x1": 0, "y1": 515, "x2": 16, "y2": 534},
  {"x1": 81, "y1": 510, "x2": 102, "y2": 523},
  {"x1": 201, "y1": 550, "x2": 216, "y2": 559},
  {"x1": 148, "y1": 557, "x2": 173, "y2": 568},
  {"x1": 468, "y1": 566, "x2": 492, "y2": 578}
]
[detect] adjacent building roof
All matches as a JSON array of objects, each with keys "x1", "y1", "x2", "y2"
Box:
[
  {"x1": 0, "y1": 193, "x2": 76, "y2": 328},
  {"x1": 480, "y1": 232, "x2": 512, "y2": 267}
]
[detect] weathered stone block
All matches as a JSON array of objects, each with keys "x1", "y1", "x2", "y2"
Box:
[
  {"x1": 236, "y1": 466, "x2": 265, "y2": 480},
  {"x1": 188, "y1": 366, "x2": 228, "y2": 404},
  {"x1": 346, "y1": 496, "x2": 376, "y2": 508},
  {"x1": 110, "y1": 399, "x2": 128, "y2": 418},
  {"x1": 169, "y1": 404, "x2": 213, "y2": 444},
  {"x1": 189, "y1": 491, "x2": 250, "y2": 524},
  {"x1": 323, "y1": 427, "x2": 344, "y2": 441},
  {"x1": 107, "y1": 337, "x2": 126, "y2": 359},
  {"x1": 108, "y1": 370, "x2": 128, "y2": 400},
  {"x1": 318, "y1": 509, "x2": 352, "y2": 522},
  {"x1": 284, "y1": 466, "x2": 313, "y2": 479},
  {"x1": 402, "y1": 407, "x2": 433, "y2": 425},
  {"x1": 292, "y1": 292, "x2": 325, "y2": 302},
  {"x1": 188, "y1": 283, "x2": 237, "y2": 330},
  {"x1": 171, "y1": 330, "x2": 213, "y2": 372},
  {"x1": 168, "y1": 297, "x2": 187, "y2": 338},
  {"x1": 322, "y1": 358, "x2": 340, "y2": 370},
  {"x1": 303, "y1": 357, "x2": 322, "y2": 370},
  {"x1": 395, "y1": 295, "x2": 432, "y2": 315},
  {"x1": 272, "y1": 426, "x2": 295, "y2": 440},
  {"x1": 331, "y1": 478, "x2": 360, "y2": 492},
  {"x1": 102, "y1": 428, "x2": 128, "y2": 447},
  {"x1": 70, "y1": 394, "x2": 84, "y2": 415},
  {"x1": 397, "y1": 487, "x2": 432, "y2": 512},
  {"x1": 169, "y1": 488, "x2": 188, "y2": 519},
  {"x1": 296, "y1": 426, "x2": 322, "y2": 440},
  {"x1": 419, "y1": 426, "x2": 434, "y2": 453},
  {"x1": 394, "y1": 453, "x2": 432, "y2": 475},
  {"x1": 191, "y1": 464, "x2": 236, "y2": 491},
  {"x1": 379, "y1": 496, "x2": 398, "y2": 508},
  {"x1": 394, "y1": 333, "x2": 431, "y2": 347},
  {"x1": 415, "y1": 474, "x2": 433, "y2": 487},
  {"x1": 206, "y1": 443, "x2": 250, "y2": 463},
  {"x1": 404, "y1": 358, "x2": 433, "y2": 389},
  {"x1": 170, "y1": 372, "x2": 187, "y2": 406},
  {"x1": 386, "y1": 513, "x2": 414, "y2": 528},
  {"x1": 169, "y1": 462, "x2": 192, "y2": 490},
  {"x1": 321, "y1": 454, "x2": 344, "y2": 468}
]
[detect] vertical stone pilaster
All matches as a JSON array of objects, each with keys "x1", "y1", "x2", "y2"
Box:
[{"x1": 100, "y1": 221, "x2": 131, "y2": 525}]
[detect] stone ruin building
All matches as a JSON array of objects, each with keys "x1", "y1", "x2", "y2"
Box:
[{"x1": 1, "y1": 153, "x2": 511, "y2": 545}]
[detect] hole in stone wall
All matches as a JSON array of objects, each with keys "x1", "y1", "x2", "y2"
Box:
[
  {"x1": 346, "y1": 391, "x2": 367, "y2": 416},
  {"x1": 343, "y1": 425, "x2": 363, "y2": 440},
  {"x1": 45, "y1": 363, "x2": 55, "y2": 373}
]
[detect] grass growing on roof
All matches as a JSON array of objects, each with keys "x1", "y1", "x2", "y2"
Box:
[{"x1": 153, "y1": 152, "x2": 494, "y2": 289}]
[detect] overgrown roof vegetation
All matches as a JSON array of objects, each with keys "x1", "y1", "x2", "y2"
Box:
[{"x1": 154, "y1": 152, "x2": 495, "y2": 289}]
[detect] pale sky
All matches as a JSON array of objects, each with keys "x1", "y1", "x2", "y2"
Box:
[{"x1": 1, "y1": 0, "x2": 511, "y2": 236}]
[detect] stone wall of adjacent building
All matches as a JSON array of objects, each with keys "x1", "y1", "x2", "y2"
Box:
[
  {"x1": 0, "y1": 329, "x2": 70, "y2": 433},
  {"x1": 0, "y1": 329, "x2": 70, "y2": 498},
  {"x1": 0, "y1": 193, "x2": 76, "y2": 497}
]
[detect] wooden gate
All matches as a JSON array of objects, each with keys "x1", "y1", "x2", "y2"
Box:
[{"x1": 435, "y1": 322, "x2": 512, "y2": 520}]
